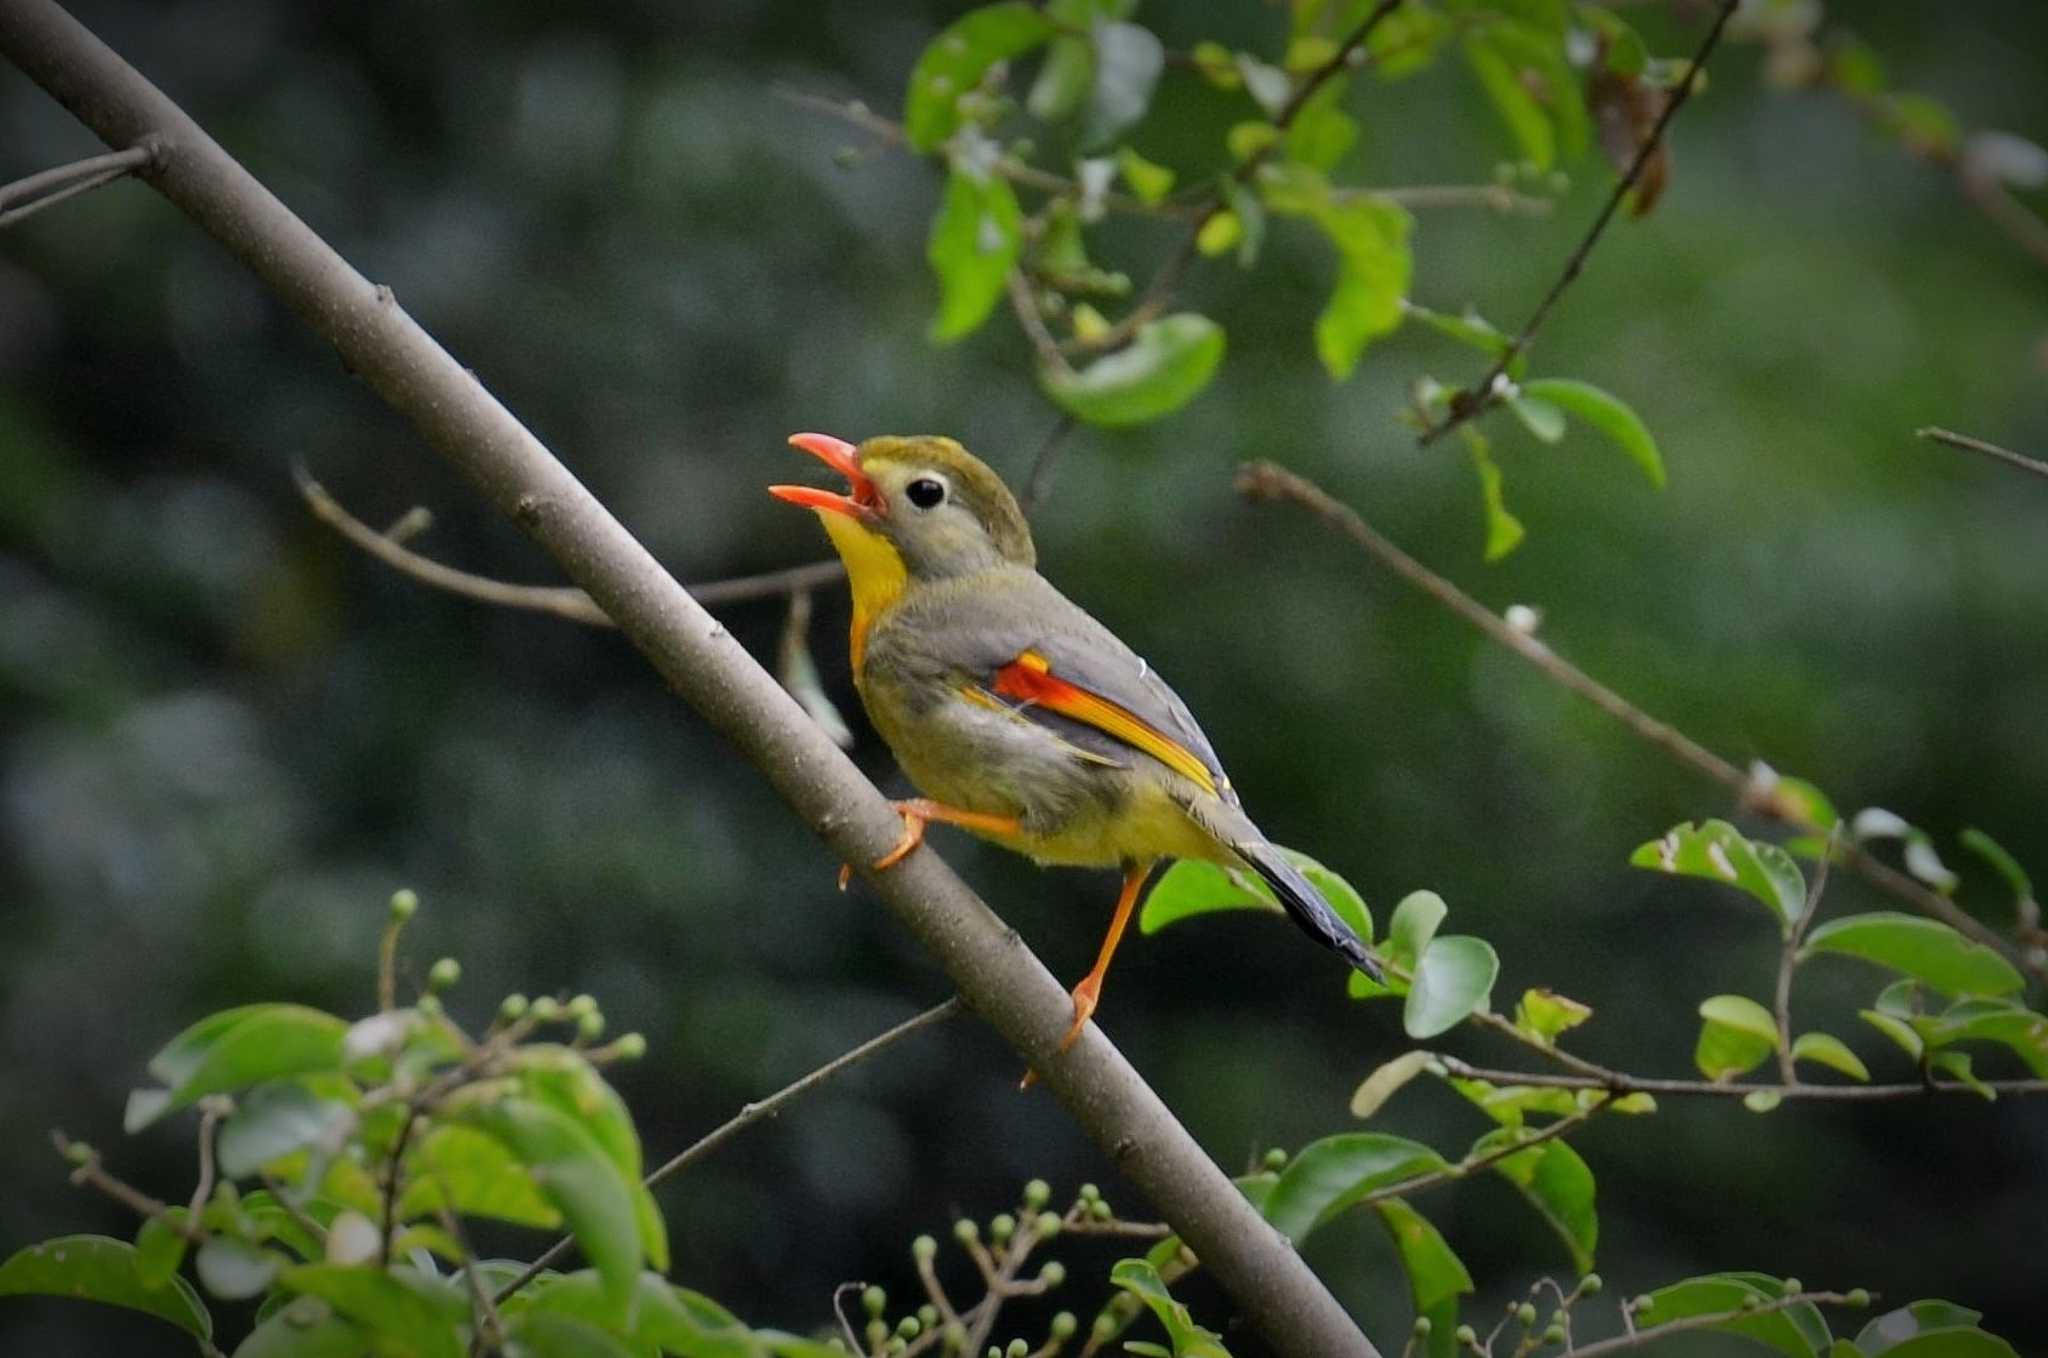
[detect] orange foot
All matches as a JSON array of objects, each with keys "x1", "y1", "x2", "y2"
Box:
[
  {"x1": 1059, "y1": 974, "x2": 1101, "y2": 1051},
  {"x1": 835, "y1": 799, "x2": 1020, "y2": 890}
]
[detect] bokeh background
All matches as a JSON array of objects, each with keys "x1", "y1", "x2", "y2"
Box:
[{"x1": 3, "y1": 0, "x2": 2045, "y2": 1352}]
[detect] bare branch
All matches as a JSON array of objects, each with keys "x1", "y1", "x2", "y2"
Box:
[
  {"x1": 295, "y1": 464, "x2": 845, "y2": 620},
  {"x1": 1917, "y1": 425, "x2": 2048, "y2": 483},
  {"x1": 0, "y1": 142, "x2": 152, "y2": 227},
  {"x1": 1235, "y1": 460, "x2": 2040, "y2": 979},
  {"x1": 1437, "y1": 1056, "x2": 2048, "y2": 1102},
  {"x1": 1418, "y1": 0, "x2": 1740, "y2": 446}
]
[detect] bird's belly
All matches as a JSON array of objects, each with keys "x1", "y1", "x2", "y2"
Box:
[{"x1": 862, "y1": 680, "x2": 1217, "y2": 868}]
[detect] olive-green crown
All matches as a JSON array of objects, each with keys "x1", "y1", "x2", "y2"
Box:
[{"x1": 858, "y1": 435, "x2": 1035, "y2": 568}]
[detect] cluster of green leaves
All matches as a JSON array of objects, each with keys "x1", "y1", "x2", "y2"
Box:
[
  {"x1": 1632, "y1": 802, "x2": 2046, "y2": 1104},
  {"x1": 885, "y1": 0, "x2": 1677, "y2": 557},
  {"x1": 0, "y1": 894, "x2": 835, "y2": 1358}
]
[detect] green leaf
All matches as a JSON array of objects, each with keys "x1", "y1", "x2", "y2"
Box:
[
  {"x1": 1630, "y1": 820, "x2": 1807, "y2": 934},
  {"x1": 1485, "y1": 21, "x2": 1588, "y2": 162},
  {"x1": 511, "y1": 1047, "x2": 666, "y2": 1271},
  {"x1": 1932, "y1": 1049, "x2": 1995, "y2": 1099},
  {"x1": 0, "y1": 1236, "x2": 213, "y2": 1346},
  {"x1": 279, "y1": 1265, "x2": 467, "y2": 1358},
  {"x1": 524, "y1": 1270, "x2": 764, "y2": 1357},
  {"x1": 1196, "y1": 210, "x2": 1242, "y2": 258},
  {"x1": 218, "y1": 1083, "x2": 356, "y2": 1180},
  {"x1": 1284, "y1": 76, "x2": 1358, "y2": 171},
  {"x1": 1405, "y1": 935, "x2": 1499, "y2": 1038},
  {"x1": 1028, "y1": 35, "x2": 1093, "y2": 122},
  {"x1": 1466, "y1": 427, "x2": 1525, "y2": 562},
  {"x1": 1235, "y1": 53, "x2": 1292, "y2": 118},
  {"x1": 1472, "y1": 1130, "x2": 1596, "y2": 1273},
  {"x1": 1374, "y1": 1199, "x2": 1474, "y2": 1312},
  {"x1": 399, "y1": 1124, "x2": 563, "y2": 1229},
  {"x1": 1108, "y1": 1259, "x2": 1232, "y2": 1357},
  {"x1": 1349, "y1": 1050, "x2": 1439, "y2": 1121},
  {"x1": 926, "y1": 165, "x2": 1021, "y2": 344},
  {"x1": 1859, "y1": 1009, "x2": 1924, "y2": 1062},
  {"x1": 1760, "y1": 770, "x2": 1840, "y2": 830},
  {"x1": 1850, "y1": 809, "x2": 1959, "y2": 894},
  {"x1": 1519, "y1": 378, "x2": 1665, "y2": 487},
  {"x1": 1912, "y1": 997, "x2": 2048, "y2": 1077},
  {"x1": 1791, "y1": 1032, "x2": 1870, "y2": 1082},
  {"x1": 195, "y1": 1238, "x2": 281, "y2": 1302},
  {"x1": 458, "y1": 1097, "x2": 642, "y2": 1322},
  {"x1": 1223, "y1": 179, "x2": 1267, "y2": 268},
  {"x1": 1262, "y1": 1132, "x2": 1446, "y2": 1242},
  {"x1": 1083, "y1": 22, "x2": 1164, "y2": 149},
  {"x1": 1636, "y1": 1274, "x2": 1829, "y2": 1358},
  {"x1": 1445, "y1": 1076, "x2": 1582, "y2": 1128},
  {"x1": 128, "y1": 1005, "x2": 349, "y2": 1132},
  {"x1": 1041, "y1": 313, "x2": 1225, "y2": 426},
  {"x1": 1858, "y1": 1303, "x2": 2015, "y2": 1358},
  {"x1": 134, "y1": 1211, "x2": 191, "y2": 1291},
  {"x1": 1385, "y1": 890, "x2": 1447, "y2": 971},
  {"x1": 903, "y1": 3, "x2": 1055, "y2": 151},
  {"x1": 1695, "y1": 994, "x2": 1780, "y2": 1081},
  {"x1": 1403, "y1": 302, "x2": 1515, "y2": 365},
  {"x1": 1514, "y1": 988, "x2": 1593, "y2": 1046},
  {"x1": 1116, "y1": 146, "x2": 1175, "y2": 205},
  {"x1": 1506, "y1": 392, "x2": 1566, "y2": 443},
  {"x1": 505, "y1": 1310, "x2": 641, "y2": 1358},
  {"x1": 1312, "y1": 196, "x2": 1414, "y2": 379},
  {"x1": 1141, "y1": 859, "x2": 1274, "y2": 932},
  {"x1": 1801, "y1": 912, "x2": 2023, "y2": 998},
  {"x1": 1226, "y1": 120, "x2": 1280, "y2": 163},
  {"x1": 1465, "y1": 32, "x2": 1553, "y2": 170},
  {"x1": 1960, "y1": 828, "x2": 2035, "y2": 912},
  {"x1": 234, "y1": 1296, "x2": 373, "y2": 1358}
]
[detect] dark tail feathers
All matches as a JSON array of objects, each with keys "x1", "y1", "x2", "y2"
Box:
[{"x1": 1237, "y1": 841, "x2": 1383, "y2": 983}]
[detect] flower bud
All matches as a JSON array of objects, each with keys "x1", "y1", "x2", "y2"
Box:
[
  {"x1": 912, "y1": 1234, "x2": 937, "y2": 1263},
  {"x1": 1023, "y1": 1178, "x2": 1051, "y2": 1209},
  {"x1": 1051, "y1": 1312, "x2": 1077, "y2": 1339},
  {"x1": 862, "y1": 1285, "x2": 886, "y2": 1317},
  {"x1": 577, "y1": 1009, "x2": 606, "y2": 1041},
  {"x1": 953, "y1": 1218, "x2": 979, "y2": 1244},
  {"x1": 428, "y1": 957, "x2": 461, "y2": 991},
  {"x1": 388, "y1": 889, "x2": 418, "y2": 922},
  {"x1": 990, "y1": 1213, "x2": 1015, "y2": 1243},
  {"x1": 499, "y1": 994, "x2": 529, "y2": 1021},
  {"x1": 1038, "y1": 1260, "x2": 1065, "y2": 1288}
]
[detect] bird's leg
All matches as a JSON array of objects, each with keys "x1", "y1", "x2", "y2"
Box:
[
  {"x1": 836, "y1": 798, "x2": 1023, "y2": 889},
  {"x1": 1060, "y1": 861, "x2": 1154, "y2": 1051}
]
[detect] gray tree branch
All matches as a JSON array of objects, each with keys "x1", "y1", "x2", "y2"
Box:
[{"x1": 0, "y1": 4, "x2": 1377, "y2": 1353}]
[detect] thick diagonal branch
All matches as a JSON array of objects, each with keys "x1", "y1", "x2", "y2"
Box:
[{"x1": 0, "y1": 6, "x2": 1376, "y2": 1354}]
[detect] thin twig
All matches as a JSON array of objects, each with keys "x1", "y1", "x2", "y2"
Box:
[
  {"x1": 439, "y1": 1204, "x2": 506, "y2": 1356},
  {"x1": 51, "y1": 1131, "x2": 191, "y2": 1232},
  {"x1": 831, "y1": 1281, "x2": 869, "y2": 1354},
  {"x1": 495, "y1": 996, "x2": 962, "y2": 1304},
  {"x1": 1418, "y1": 0, "x2": 1740, "y2": 446},
  {"x1": 1437, "y1": 1057, "x2": 2048, "y2": 1101},
  {"x1": 188, "y1": 1100, "x2": 225, "y2": 1218},
  {"x1": 1377, "y1": 184, "x2": 1555, "y2": 215},
  {"x1": 295, "y1": 464, "x2": 845, "y2": 621},
  {"x1": 1274, "y1": 0, "x2": 1402, "y2": 130},
  {"x1": 1017, "y1": 415, "x2": 1078, "y2": 515},
  {"x1": 1357, "y1": 1094, "x2": 1612, "y2": 1208},
  {"x1": 1008, "y1": 268, "x2": 1074, "y2": 375},
  {"x1": 0, "y1": 143, "x2": 152, "y2": 227},
  {"x1": 378, "y1": 1107, "x2": 420, "y2": 1268},
  {"x1": 1917, "y1": 425, "x2": 2048, "y2": 483},
  {"x1": 1235, "y1": 460, "x2": 2040, "y2": 979},
  {"x1": 1774, "y1": 829, "x2": 1837, "y2": 1085},
  {"x1": 1578, "y1": 1292, "x2": 1860, "y2": 1358}
]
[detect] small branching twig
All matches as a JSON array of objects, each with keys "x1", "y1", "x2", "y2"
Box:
[
  {"x1": 1235, "y1": 459, "x2": 2042, "y2": 980},
  {"x1": 50, "y1": 1131, "x2": 194, "y2": 1234},
  {"x1": 1437, "y1": 1056, "x2": 2048, "y2": 1102},
  {"x1": 495, "y1": 997, "x2": 962, "y2": 1304},
  {"x1": 0, "y1": 142, "x2": 153, "y2": 227},
  {"x1": 1775, "y1": 829, "x2": 1837, "y2": 1084},
  {"x1": 1917, "y1": 425, "x2": 2048, "y2": 483},
  {"x1": 295, "y1": 464, "x2": 845, "y2": 619},
  {"x1": 1578, "y1": 1291, "x2": 1863, "y2": 1358},
  {"x1": 1359, "y1": 1095, "x2": 1613, "y2": 1209},
  {"x1": 188, "y1": 1099, "x2": 226, "y2": 1219},
  {"x1": 1418, "y1": 0, "x2": 1740, "y2": 446}
]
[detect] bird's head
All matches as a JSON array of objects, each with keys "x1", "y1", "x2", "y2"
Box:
[{"x1": 771, "y1": 433, "x2": 1035, "y2": 584}]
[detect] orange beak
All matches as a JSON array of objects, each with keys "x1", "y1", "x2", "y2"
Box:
[{"x1": 771, "y1": 432, "x2": 884, "y2": 524}]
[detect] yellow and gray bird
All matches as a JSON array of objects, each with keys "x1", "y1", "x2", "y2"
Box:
[{"x1": 771, "y1": 432, "x2": 1379, "y2": 1049}]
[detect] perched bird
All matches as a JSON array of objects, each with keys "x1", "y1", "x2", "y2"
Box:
[{"x1": 771, "y1": 432, "x2": 1379, "y2": 1049}]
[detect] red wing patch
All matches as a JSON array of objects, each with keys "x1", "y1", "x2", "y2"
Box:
[{"x1": 991, "y1": 651, "x2": 1219, "y2": 797}]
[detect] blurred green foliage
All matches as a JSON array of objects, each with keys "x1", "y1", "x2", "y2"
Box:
[{"x1": 3, "y1": 0, "x2": 2046, "y2": 1352}]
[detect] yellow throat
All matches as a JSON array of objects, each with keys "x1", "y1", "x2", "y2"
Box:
[{"x1": 818, "y1": 508, "x2": 908, "y2": 673}]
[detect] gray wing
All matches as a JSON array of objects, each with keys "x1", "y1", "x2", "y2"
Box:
[{"x1": 883, "y1": 570, "x2": 1239, "y2": 804}]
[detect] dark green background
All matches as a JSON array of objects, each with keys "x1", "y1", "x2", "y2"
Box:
[{"x1": 3, "y1": 1, "x2": 2044, "y2": 1352}]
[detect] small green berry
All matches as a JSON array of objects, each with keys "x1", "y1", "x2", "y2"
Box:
[
  {"x1": 985, "y1": 1347, "x2": 1001, "y2": 1358},
  {"x1": 1089, "y1": 1199, "x2": 1111, "y2": 1221},
  {"x1": 1544, "y1": 1324, "x2": 1566, "y2": 1344},
  {"x1": 1739, "y1": 1293, "x2": 1762, "y2": 1311},
  {"x1": 912, "y1": 1234, "x2": 937, "y2": 1263},
  {"x1": 1051, "y1": 1312, "x2": 1077, "y2": 1339},
  {"x1": 990, "y1": 1213, "x2": 1016, "y2": 1243},
  {"x1": 61, "y1": 1139, "x2": 94, "y2": 1166},
  {"x1": 943, "y1": 1322, "x2": 968, "y2": 1351},
  {"x1": 1092, "y1": 1312, "x2": 1118, "y2": 1339},
  {"x1": 896, "y1": 1315, "x2": 921, "y2": 1338},
  {"x1": 1035, "y1": 1211, "x2": 1061, "y2": 1238},
  {"x1": 428, "y1": 957, "x2": 461, "y2": 990},
  {"x1": 1008, "y1": 1340, "x2": 1028, "y2": 1358},
  {"x1": 886, "y1": 1340, "x2": 905, "y2": 1356},
  {"x1": 388, "y1": 888, "x2": 418, "y2": 921},
  {"x1": 1077, "y1": 1182, "x2": 1100, "y2": 1203},
  {"x1": 862, "y1": 1285, "x2": 886, "y2": 1317},
  {"x1": 953, "y1": 1217, "x2": 979, "y2": 1244},
  {"x1": 567, "y1": 993, "x2": 597, "y2": 1019},
  {"x1": 918, "y1": 1304, "x2": 937, "y2": 1328},
  {"x1": 1263, "y1": 1147, "x2": 1288, "y2": 1170},
  {"x1": 577, "y1": 1008, "x2": 606, "y2": 1041},
  {"x1": 1781, "y1": 1278, "x2": 1802, "y2": 1296},
  {"x1": 1846, "y1": 1288, "x2": 1871, "y2": 1308},
  {"x1": 1455, "y1": 1324, "x2": 1478, "y2": 1345},
  {"x1": 530, "y1": 996, "x2": 562, "y2": 1021},
  {"x1": 612, "y1": 1032, "x2": 647, "y2": 1061},
  {"x1": 1039, "y1": 1260, "x2": 1065, "y2": 1288},
  {"x1": 499, "y1": 993, "x2": 529, "y2": 1020},
  {"x1": 1579, "y1": 1273, "x2": 1602, "y2": 1297},
  {"x1": 1630, "y1": 1296, "x2": 1654, "y2": 1316},
  {"x1": 1412, "y1": 1317, "x2": 1433, "y2": 1337},
  {"x1": 416, "y1": 993, "x2": 443, "y2": 1017},
  {"x1": 1023, "y1": 1178, "x2": 1051, "y2": 1209},
  {"x1": 1516, "y1": 1302, "x2": 1538, "y2": 1326},
  {"x1": 867, "y1": 1319, "x2": 888, "y2": 1348}
]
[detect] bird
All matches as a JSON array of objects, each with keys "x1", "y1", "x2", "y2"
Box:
[{"x1": 770, "y1": 432, "x2": 1380, "y2": 1051}]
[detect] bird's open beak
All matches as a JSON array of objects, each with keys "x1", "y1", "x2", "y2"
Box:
[{"x1": 771, "y1": 432, "x2": 884, "y2": 524}]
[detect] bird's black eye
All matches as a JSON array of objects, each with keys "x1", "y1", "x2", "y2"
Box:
[{"x1": 905, "y1": 477, "x2": 946, "y2": 509}]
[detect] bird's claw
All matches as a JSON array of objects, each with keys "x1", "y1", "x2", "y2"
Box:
[
  {"x1": 835, "y1": 802, "x2": 928, "y2": 891},
  {"x1": 1019, "y1": 977, "x2": 1102, "y2": 1091}
]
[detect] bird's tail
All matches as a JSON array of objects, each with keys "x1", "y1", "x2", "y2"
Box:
[{"x1": 1235, "y1": 840, "x2": 1383, "y2": 983}]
